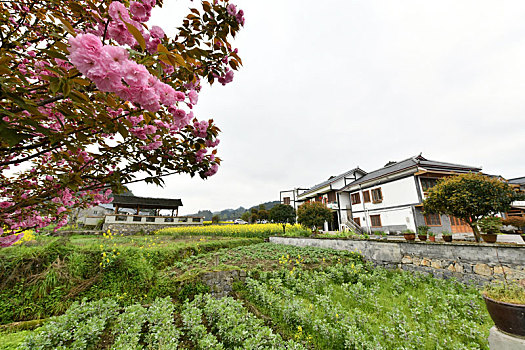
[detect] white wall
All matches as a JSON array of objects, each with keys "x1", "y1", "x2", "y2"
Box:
[
  {"x1": 350, "y1": 176, "x2": 419, "y2": 213},
  {"x1": 338, "y1": 192, "x2": 352, "y2": 224},
  {"x1": 352, "y1": 207, "x2": 416, "y2": 232}
]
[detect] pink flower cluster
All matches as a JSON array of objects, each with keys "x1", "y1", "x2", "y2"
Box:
[
  {"x1": 0, "y1": 234, "x2": 23, "y2": 248},
  {"x1": 205, "y1": 163, "x2": 219, "y2": 177},
  {"x1": 106, "y1": 1, "x2": 163, "y2": 54},
  {"x1": 193, "y1": 120, "x2": 209, "y2": 138},
  {"x1": 195, "y1": 148, "x2": 207, "y2": 163},
  {"x1": 205, "y1": 138, "x2": 220, "y2": 148},
  {"x1": 218, "y1": 68, "x2": 234, "y2": 86},
  {"x1": 69, "y1": 33, "x2": 188, "y2": 112},
  {"x1": 227, "y1": 3, "x2": 245, "y2": 26}
]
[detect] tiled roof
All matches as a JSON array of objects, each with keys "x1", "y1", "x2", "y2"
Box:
[
  {"x1": 339, "y1": 155, "x2": 481, "y2": 190},
  {"x1": 299, "y1": 167, "x2": 366, "y2": 197},
  {"x1": 509, "y1": 176, "x2": 525, "y2": 185},
  {"x1": 112, "y1": 195, "x2": 182, "y2": 209}
]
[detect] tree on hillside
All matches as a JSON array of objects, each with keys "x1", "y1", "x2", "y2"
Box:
[
  {"x1": 297, "y1": 202, "x2": 332, "y2": 233},
  {"x1": 241, "y1": 211, "x2": 251, "y2": 222},
  {"x1": 211, "y1": 215, "x2": 220, "y2": 224},
  {"x1": 0, "y1": 0, "x2": 245, "y2": 246},
  {"x1": 269, "y1": 204, "x2": 295, "y2": 235},
  {"x1": 258, "y1": 209, "x2": 269, "y2": 221},
  {"x1": 423, "y1": 173, "x2": 523, "y2": 242}
]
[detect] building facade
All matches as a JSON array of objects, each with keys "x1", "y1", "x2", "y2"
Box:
[{"x1": 338, "y1": 155, "x2": 481, "y2": 234}]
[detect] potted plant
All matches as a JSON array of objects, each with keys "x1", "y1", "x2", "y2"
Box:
[
  {"x1": 417, "y1": 225, "x2": 429, "y2": 241},
  {"x1": 428, "y1": 231, "x2": 436, "y2": 242},
  {"x1": 502, "y1": 217, "x2": 525, "y2": 242},
  {"x1": 478, "y1": 216, "x2": 502, "y2": 243},
  {"x1": 483, "y1": 280, "x2": 525, "y2": 337},
  {"x1": 402, "y1": 229, "x2": 415, "y2": 241},
  {"x1": 441, "y1": 231, "x2": 452, "y2": 242}
]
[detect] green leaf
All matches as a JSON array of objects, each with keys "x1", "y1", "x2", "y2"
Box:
[
  {"x1": 117, "y1": 124, "x2": 129, "y2": 139},
  {"x1": 124, "y1": 21, "x2": 146, "y2": 50},
  {"x1": 0, "y1": 121, "x2": 30, "y2": 147}
]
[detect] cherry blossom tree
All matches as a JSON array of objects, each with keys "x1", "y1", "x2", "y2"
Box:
[{"x1": 0, "y1": 0, "x2": 245, "y2": 245}]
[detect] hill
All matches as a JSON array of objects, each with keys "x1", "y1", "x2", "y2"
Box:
[{"x1": 190, "y1": 200, "x2": 280, "y2": 221}]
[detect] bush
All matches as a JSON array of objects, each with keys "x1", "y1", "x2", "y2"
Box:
[
  {"x1": 502, "y1": 216, "x2": 525, "y2": 230},
  {"x1": 297, "y1": 202, "x2": 332, "y2": 232}
]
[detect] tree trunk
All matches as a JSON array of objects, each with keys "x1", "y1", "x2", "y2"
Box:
[
  {"x1": 282, "y1": 224, "x2": 286, "y2": 235},
  {"x1": 470, "y1": 223, "x2": 481, "y2": 243}
]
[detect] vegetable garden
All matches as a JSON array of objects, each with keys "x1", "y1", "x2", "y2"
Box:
[{"x1": 0, "y1": 226, "x2": 493, "y2": 349}]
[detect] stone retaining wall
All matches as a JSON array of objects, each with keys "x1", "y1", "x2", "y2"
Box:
[
  {"x1": 199, "y1": 270, "x2": 247, "y2": 298},
  {"x1": 269, "y1": 237, "x2": 525, "y2": 285}
]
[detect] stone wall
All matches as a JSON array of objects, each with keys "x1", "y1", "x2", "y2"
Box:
[
  {"x1": 269, "y1": 237, "x2": 525, "y2": 285},
  {"x1": 199, "y1": 270, "x2": 247, "y2": 298}
]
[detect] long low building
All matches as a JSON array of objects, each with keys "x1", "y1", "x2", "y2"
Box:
[
  {"x1": 77, "y1": 195, "x2": 203, "y2": 233},
  {"x1": 280, "y1": 154, "x2": 522, "y2": 234}
]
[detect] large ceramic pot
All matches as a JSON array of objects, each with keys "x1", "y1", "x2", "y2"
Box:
[
  {"x1": 484, "y1": 295, "x2": 525, "y2": 337},
  {"x1": 418, "y1": 235, "x2": 427, "y2": 241},
  {"x1": 442, "y1": 235, "x2": 452, "y2": 242},
  {"x1": 403, "y1": 233, "x2": 415, "y2": 241},
  {"x1": 429, "y1": 236, "x2": 436, "y2": 242},
  {"x1": 481, "y1": 233, "x2": 497, "y2": 243}
]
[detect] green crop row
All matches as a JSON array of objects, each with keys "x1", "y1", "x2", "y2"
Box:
[{"x1": 240, "y1": 263, "x2": 493, "y2": 349}]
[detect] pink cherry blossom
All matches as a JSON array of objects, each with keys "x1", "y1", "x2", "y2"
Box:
[{"x1": 188, "y1": 90, "x2": 199, "y2": 105}]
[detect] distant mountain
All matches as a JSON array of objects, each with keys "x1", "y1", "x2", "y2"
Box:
[{"x1": 190, "y1": 200, "x2": 280, "y2": 221}]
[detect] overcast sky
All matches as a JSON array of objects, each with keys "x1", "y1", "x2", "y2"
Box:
[{"x1": 130, "y1": 1, "x2": 525, "y2": 214}]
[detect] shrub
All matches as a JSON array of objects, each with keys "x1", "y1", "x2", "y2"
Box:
[{"x1": 297, "y1": 202, "x2": 332, "y2": 232}]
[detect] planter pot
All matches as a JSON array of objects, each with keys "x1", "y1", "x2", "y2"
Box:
[
  {"x1": 418, "y1": 235, "x2": 427, "y2": 241},
  {"x1": 521, "y1": 234, "x2": 525, "y2": 243},
  {"x1": 484, "y1": 295, "x2": 525, "y2": 337},
  {"x1": 443, "y1": 235, "x2": 452, "y2": 242},
  {"x1": 481, "y1": 233, "x2": 498, "y2": 243},
  {"x1": 429, "y1": 236, "x2": 436, "y2": 242},
  {"x1": 403, "y1": 234, "x2": 415, "y2": 241}
]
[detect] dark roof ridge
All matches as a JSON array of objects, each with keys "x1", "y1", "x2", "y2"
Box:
[{"x1": 300, "y1": 167, "x2": 365, "y2": 195}]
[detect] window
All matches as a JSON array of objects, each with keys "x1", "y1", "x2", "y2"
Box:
[
  {"x1": 370, "y1": 215, "x2": 382, "y2": 227},
  {"x1": 192, "y1": 218, "x2": 201, "y2": 222},
  {"x1": 93, "y1": 210, "x2": 98, "y2": 214},
  {"x1": 133, "y1": 215, "x2": 142, "y2": 222},
  {"x1": 146, "y1": 216, "x2": 155, "y2": 222},
  {"x1": 327, "y1": 191, "x2": 336, "y2": 202},
  {"x1": 353, "y1": 217, "x2": 361, "y2": 226},
  {"x1": 351, "y1": 193, "x2": 361, "y2": 205},
  {"x1": 283, "y1": 197, "x2": 290, "y2": 205},
  {"x1": 371, "y1": 188, "x2": 383, "y2": 203},
  {"x1": 420, "y1": 178, "x2": 439, "y2": 191},
  {"x1": 363, "y1": 190, "x2": 371, "y2": 203},
  {"x1": 424, "y1": 213, "x2": 441, "y2": 226}
]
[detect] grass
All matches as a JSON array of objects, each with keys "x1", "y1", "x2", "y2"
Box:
[
  {"x1": 165, "y1": 242, "x2": 364, "y2": 277},
  {"x1": 0, "y1": 235, "x2": 262, "y2": 323},
  {"x1": 0, "y1": 331, "x2": 31, "y2": 350}
]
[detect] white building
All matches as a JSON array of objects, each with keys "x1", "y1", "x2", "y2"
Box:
[
  {"x1": 295, "y1": 168, "x2": 367, "y2": 230},
  {"x1": 338, "y1": 155, "x2": 481, "y2": 234}
]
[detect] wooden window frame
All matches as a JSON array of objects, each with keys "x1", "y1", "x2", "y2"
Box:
[
  {"x1": 351, "y1": 192, "x2": 361, "y2": 205},
  {"x1": 363, "y1": 190, "x2": 371, "y2": 203},
  {"x1": 370, "y1": 214, "x2": 382, "y2": 227},
  {"x1": 424, "y1": 213, "x2": 442, "y2": 226},
  {"x1": 420, "y1": 178, "x2": 439, "y2": 192},
  {"x1": 353, "y1": 217, "x2": 361, "y2": 226},
  {"x1": 371, "y1": 188, "x2": 383, "y2": 203},
  {"x1": 327, "y1": 191, "x2": 336, "y2": 202}
]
